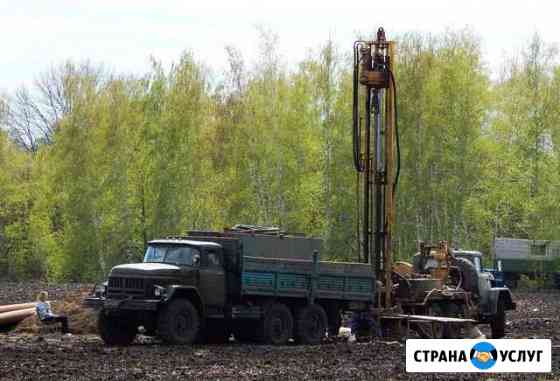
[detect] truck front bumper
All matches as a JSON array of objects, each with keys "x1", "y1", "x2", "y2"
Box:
[{"x1": 83, "y1": 297, "x2": 161, "y2": 311}]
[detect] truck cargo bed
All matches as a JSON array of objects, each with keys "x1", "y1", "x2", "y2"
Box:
[{"x1": 241, "y1": 256, "x2": 375, "y2": 302}]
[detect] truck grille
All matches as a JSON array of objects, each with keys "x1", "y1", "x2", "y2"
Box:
[{"x1": 107, "y1": 277, "x2": 146, "y2": 297}]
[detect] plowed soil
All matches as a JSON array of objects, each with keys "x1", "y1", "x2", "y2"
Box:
[{"x1": 0, "y1": 283, "x2": 558, "y2": 380}]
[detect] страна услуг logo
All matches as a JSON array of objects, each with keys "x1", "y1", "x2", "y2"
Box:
[{"x1": 470, "y1": 342, "x2": 498, "y2": 370}]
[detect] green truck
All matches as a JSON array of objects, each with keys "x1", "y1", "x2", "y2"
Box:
[{"x1": 85, "y1": 228, "x2": 375, "y2": 345}]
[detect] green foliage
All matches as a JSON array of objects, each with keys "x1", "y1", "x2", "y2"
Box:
[
  {"x1": 518, "y1": 274, "x2": 550, "y2": 290},
  {"x1": 394, "y1": 29, "x2": 492, "y2": 258},
  {"x1": 1, "y1": 29, "x2": 559, "y2": 281},
  {"x1": 0, "y1": 130, "x2": 40, "y2": 279},
  {"x1": 551, "y1": 257, "x2": 560, "y2": 273}
]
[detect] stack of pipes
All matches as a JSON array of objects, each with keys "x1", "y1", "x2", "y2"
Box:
[{"x1": 0, "y1": 302, "x2": 37, "y2": 327}]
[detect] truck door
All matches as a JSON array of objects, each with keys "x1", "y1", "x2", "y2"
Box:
[{"x1": 199, "y1": 247, "x2": 226, "y2": 316}]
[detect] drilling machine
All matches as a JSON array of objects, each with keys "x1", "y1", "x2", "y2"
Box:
[
  {"x1": 353, "y1": 27, "x2": 397, "y2": 310},
  {"x1": 352, "y1": 28, "x2": 514, "y2": 339}
]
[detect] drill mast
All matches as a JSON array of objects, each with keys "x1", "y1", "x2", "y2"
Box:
[{"x1": 352, "y1": 27, "x2": 399, "y2": 307}]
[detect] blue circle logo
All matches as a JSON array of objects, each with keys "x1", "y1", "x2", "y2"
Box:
[{"x1": 470, "y1": 342, "x2": 498, "y2": 370}]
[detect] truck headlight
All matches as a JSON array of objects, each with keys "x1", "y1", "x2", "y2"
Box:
[
  {"x1": 94, "y1": 282, "x2": 107, "y2": 297},
  {"x1": 154, "y1": 285, "x2": 166, "y2": 297}
]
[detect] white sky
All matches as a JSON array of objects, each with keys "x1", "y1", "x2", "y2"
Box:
[{"x1": 1, "y1": 0, "x2": 558, "y2": 93}]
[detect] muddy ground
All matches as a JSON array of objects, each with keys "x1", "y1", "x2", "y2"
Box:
[{"x1": 0, "y1": 283, "x2": 558, "y2": 380}]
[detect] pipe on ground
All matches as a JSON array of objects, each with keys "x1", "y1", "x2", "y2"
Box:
[
  {"x1": 0, "y1": 302, "x2": 37, "y2": 314},
  {"x1": 0, "y1": 308, "x2": 36, "y2": 326}
]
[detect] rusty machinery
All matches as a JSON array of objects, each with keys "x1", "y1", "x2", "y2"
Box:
[
  {"x1": 353, "y1": 27, "x2": 398, "y2": 309},
  {"x1": 352, "y1": 28, "x2": 479, "y2": 338}
]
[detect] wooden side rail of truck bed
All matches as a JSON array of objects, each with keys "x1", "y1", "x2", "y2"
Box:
[{"x1": 241, "y1": 255, "x2": 375, "y2": 302}]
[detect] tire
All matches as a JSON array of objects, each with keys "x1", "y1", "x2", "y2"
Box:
[
  {"x1": 157, "y1": 298, "x2": 200, "y2": 345},
  {"x1": 259, "y1": 303, "x2": 293, "y2": 345},
  {"x1": 98, "y1": 311, "x2": 137, "y2": 346},
  {"x1": 295, "y1": 304, "x2": 328, "y2": 345},
  {"x1": 491, "y1": 298, "x2": 506, "y2": 339}
]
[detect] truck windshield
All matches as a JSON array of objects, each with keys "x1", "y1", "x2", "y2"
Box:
[
  {"x1": 456, "y1": 254, "x2": 482, "y2": 272},
  {"x1": 144, "y1": 245, "x2": 200, "y2": 266},
  {"x1": 473, "y1": 257, "x2": 481, "y2": 272}
]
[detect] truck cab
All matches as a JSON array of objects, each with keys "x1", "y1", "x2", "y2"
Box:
[
  {"x1": 86, "y1": 239, "x2": 229, "y2": 345},
  {"x1": 108, "y1": 239, "x2": 226, "y2": 311},
  {"x1": 453, "y1": 250, "x2": 482, "y2": 272},
  {"x1": 451, "y1": 249, "x2": 515, "y2": 338}
]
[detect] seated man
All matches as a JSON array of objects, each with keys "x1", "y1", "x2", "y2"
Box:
[{"x1": 36, "y1": 291, "x2": 70, "y2": 334}]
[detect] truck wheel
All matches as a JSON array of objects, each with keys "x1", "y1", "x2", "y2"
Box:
[
  {"x1": 295, "y1": 304, "x2": 328, "y2": 345},
  {"x1": 98, "y1": 312, "x2": 137, "y2": 346},
  {"x1": 491, "y1": 298, "x2": 506, "y2": 339},
  {"x1": 260, "y1": 303, "x2": 293, "y2": 345},
  {"x1": 158, "y1": 298, "x2": 200, "y2": 345}
]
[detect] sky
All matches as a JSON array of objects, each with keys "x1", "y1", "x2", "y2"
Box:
[{"x1": 0, "y1": 0, "x2": 558, "y2": 93}]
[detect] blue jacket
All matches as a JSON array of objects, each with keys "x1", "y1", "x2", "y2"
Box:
[{"x1": 36, "y1": 301, "x2": 53, "y2": 320}]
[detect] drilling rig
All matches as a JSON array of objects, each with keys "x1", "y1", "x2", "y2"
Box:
[
  {"x1": 352, "y1": 28, "x2": 515, "y2": 339},
  {"x1": 352, "y1": 27, "x2": 397, "y2": 310}
]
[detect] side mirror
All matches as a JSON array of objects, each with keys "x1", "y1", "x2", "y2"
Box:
[{"x1": 193, "y1": 254, "x2": 200, "y2": 266}]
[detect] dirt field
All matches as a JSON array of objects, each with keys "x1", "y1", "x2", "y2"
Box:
[{"x1": 0, "y1": 283, "x2": 558, "y2": 380}]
